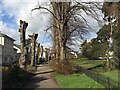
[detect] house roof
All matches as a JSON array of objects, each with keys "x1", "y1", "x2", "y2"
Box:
[
  {"x1": 13, "y1": 48, "x2": 17, "y2": 51},
  {"x1": 14, "y1": 44, "x2": 20, "y2": 49},
  {"x1": 0, "y1": 33, "x2": 15, "y2": 41}
]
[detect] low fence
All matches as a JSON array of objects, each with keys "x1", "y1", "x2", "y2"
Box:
[{"x1": 79, "y1": 67, "x2": 120, "y2": 89}]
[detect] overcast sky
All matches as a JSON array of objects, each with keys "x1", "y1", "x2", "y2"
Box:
[{"x1": 0, "y1": 0, "x2": 104, "y2": 51}]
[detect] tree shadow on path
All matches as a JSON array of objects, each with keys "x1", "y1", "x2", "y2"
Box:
[
  {"x1": 25, "y1": 64, "x2": 59, "y2": 89},
  {"x1": 25, "y1": 75, "x2": 49, "y2": 89},
  {"x1": 34, "y1": 70, "x2": 55, "y2": 75}
]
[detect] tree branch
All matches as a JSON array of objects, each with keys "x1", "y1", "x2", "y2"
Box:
[{"x1": 31, "y1": 3, "x2": 59, "y2": 21}]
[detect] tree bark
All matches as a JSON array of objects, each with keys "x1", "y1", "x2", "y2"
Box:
[
  {"x1": 18, "y1": 20, "x2": 28, "y2": 68},
  {"x1": 30, "y1": 33, "x2": 38, "y2": 66},
  {"x1": 51, "y1": 2, "x2": 70, "y2": 63},
  {"x1": 36, "y1": 43, "x2": 40, "y2": 64}
]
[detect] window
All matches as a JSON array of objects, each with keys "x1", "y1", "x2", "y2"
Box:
[{"x1": 5, "y1": 57, "x2": 7, "y2": 61}]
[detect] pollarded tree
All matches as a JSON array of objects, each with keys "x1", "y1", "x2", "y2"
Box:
[
  {"x1": 29, "y1": 33, "x2": 38, "y2": 66},
  {"x1": 25, "y1": 38, "x2": 32, "y2": 64},
  {"x1": 36, "y1": 43, "x2": 40, "y2": 64},
  {"x1": 40, "y1": 45, "x2": 44, "y2": 60},
  {"x1": 18, "y1": 20, "x2": 28, "y2": 68}
]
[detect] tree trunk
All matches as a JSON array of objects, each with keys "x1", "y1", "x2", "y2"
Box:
[
  {"x1": 118, "y1": 2, "x2": 120, "y2": 69},
  {"x1": 36, "y1": 43, "x2": 40, "y2": 64},
  {"x1": 18, "y1": 20, "x2": 28, "y2": 68},
  {"x1": 52, "y1": 2, "x2": 70, "y2": 63},
  {"x1": 30, "y1": 33, "x2": 38, "y2": 66},
  {"x1": 40, "y1": 45, "x2": 44, "y2": 60},
  {"x1": 52, "y1": 2, "x2": 60, "y2": 64}
]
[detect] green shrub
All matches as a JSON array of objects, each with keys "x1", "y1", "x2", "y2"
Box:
[
  {"x1": 27, "y1": 65, "x2": 37, "y2": 72},
  {"x1": 53, "y1": 61, "x2": 75, "y2": 75},
  {"x1": 2, "y1": 64, "x2": 33, "y2": 88}
]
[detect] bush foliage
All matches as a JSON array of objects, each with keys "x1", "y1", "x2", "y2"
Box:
[
  {"x1": 2, "y1": 64, "x2": 34, "y2": 88},
  {"x1": 52, "y1": 60, "x2": 75, "y2": 75}
]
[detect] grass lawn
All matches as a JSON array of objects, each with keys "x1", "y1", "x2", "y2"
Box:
[
  {"x1": 100, "y1": 70, "x2": 120, "y2": 82},
  {"x1": 72, "y1": 58, "x2": 104, "y2": 69},
  {"x1": 71, "y1": 58, "x2": 90, "y2": 66},
  {"x1": 71, "y1": 58, "x2": 119, "y2": 83},
  {"x1": 55, "y1": 74, "x2": 105, "y2": 88},
  {"x1": 71, "y1": 58, "x2": 120, "y2": 85}
]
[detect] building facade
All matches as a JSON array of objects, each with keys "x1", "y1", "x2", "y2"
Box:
[
  {"x1": 0, "y1": 33, "x2": 17, "y2": 65},
  {"x1": 0, "y1": 45, "x2": 3, "y2": 65}
]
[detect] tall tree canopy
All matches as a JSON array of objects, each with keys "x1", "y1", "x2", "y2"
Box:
[{"x1": 102, "y1": 2, "x2": 120, "y2": 69}]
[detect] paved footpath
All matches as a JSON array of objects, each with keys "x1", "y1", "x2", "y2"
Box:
[{"x1": 25, "y1": 64, "x2": 59, "y2": 89}]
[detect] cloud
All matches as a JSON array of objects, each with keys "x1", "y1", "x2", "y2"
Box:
[
  {"x1": 1, "y1": 0, "x2": 51, "y2": 46},
  {"x1": 0, "y1": 21, "x2": 20, "y2": 43},
  {"x1": 1, "y1": 0, "x2": 104, "y2": 51}
]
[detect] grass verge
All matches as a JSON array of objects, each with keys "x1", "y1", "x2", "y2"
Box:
[
  {"x1": 72, "y1": 58, "x2": 120, "y2": 85},
  {"x1": 55, "y1": 74, "x2": 105, "y2": 88},
  {"x1": 100, "y1": 70, "x2": 119, "y2": 82}
]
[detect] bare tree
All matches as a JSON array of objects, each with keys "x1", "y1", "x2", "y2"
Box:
[{"x1": 31, "y1": 2, "x2": 102, "y2": 64}]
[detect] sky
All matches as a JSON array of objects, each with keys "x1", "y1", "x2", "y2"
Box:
[
  {"x1": 0, "y1": 0, "x2": 104, "y2": 51},
  {"x1": 0, "y1": 0, "x2": 52, "y2": 47}
]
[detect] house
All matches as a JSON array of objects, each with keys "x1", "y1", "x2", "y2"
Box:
[
  {"x1": 13, "y1": 44, "x2": 21, "y2": 53},
  {"x1": 66, "y1": 47, "x2": 78, "y2": 59},
  {"x1": 0, "y1": 32, "x2": 17, "y2": 65},
  {"x1": 70, "y1": 51, "x2": 78, "y2": 58},
  {"x1": 43, "y1": 48, "x2": 51, "y2": 62},
  {"x1": 38, "y1": 46, "x2": 51, "y2": 62},
  {"x1": 0, "y1": 45, "x2": 3, "y2": 65},
  {"x1": 13, "y1": 44, "x2": 21, "y2": 61}
]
